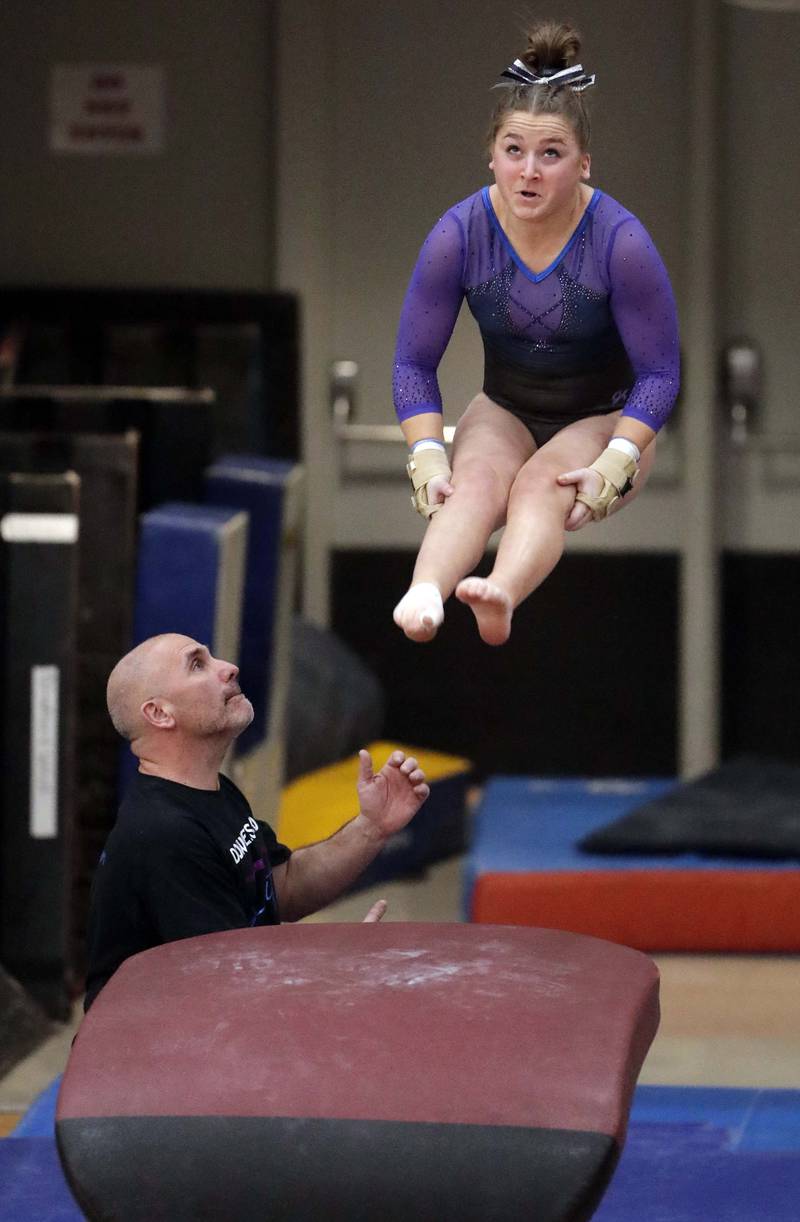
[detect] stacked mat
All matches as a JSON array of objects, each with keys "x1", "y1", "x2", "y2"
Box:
[
  {"x1": 124, "y1": 456, "x2": 304, "y2": 824},
  {"x1": 466, "y1": 762, "x2": 800, "y2": 950},
  {"x1": 120, "y1": 500, "x2": 249, "y2": 794},
  {"x1": 0, "y1": 471, "x2": 80, "y2": 1019},
  {"x1": 205, "y1": 455, "x2": 304, "y2": 824}
]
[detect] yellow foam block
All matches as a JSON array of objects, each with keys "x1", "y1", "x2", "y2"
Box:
[{"x1": 278, "y1": 741, "x2": 471, "y2": 849}]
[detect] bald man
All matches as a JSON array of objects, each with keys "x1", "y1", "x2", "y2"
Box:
[{"x1": 84, "y1": 634, "x2": 430, "y2": 1010}]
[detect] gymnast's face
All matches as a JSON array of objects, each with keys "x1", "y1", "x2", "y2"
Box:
[
  {"x1": 144, "y1": 635, "x2": 254, "y2": 739},
  {"x1": 489, "y1": 112, "x2": 590, "y2": 225}
]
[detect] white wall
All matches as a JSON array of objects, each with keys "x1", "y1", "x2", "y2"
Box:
[
  {"x1": 718, "y1": 2, "x2": 800, "y2": 548},
  {"x1": 0, "y1": 0, "x2": 274, "y2": 289}
]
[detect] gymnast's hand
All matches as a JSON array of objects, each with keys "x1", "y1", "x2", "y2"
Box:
[
  {"x1": 425, "y1": 472, "x2": 455, "y2": 511},
  {"x1": 362, "y1": 899, "x2": 388, "y2": 923},
  {"x1": 357, "y1": 748, "x2": 430, "y2": 838},
  {"x1": 557, "y1": 465, "x2": 604, "y2": 532}
]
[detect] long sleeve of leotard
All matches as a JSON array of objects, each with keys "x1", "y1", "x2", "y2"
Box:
[
  {"x1": 606, "y1": 217, "x2": 680, "y2": 432},
  {"x1": 392, "y1": 210, "x2": 467, "y2": 422}
]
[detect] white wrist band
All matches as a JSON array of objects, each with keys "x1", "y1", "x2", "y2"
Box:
[
  {"x1": 411, "y1": 439, "x2": 446, "y2": 455},
  {"x1": 608, "y1": 437, "x2": 640, "y2": 463}
]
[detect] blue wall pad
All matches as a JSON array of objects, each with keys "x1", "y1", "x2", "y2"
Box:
[
  {"x1": 120, "y1": 501, "x2": 248, "y2": 791},
  {"x1": 205, "y1": 455, "x2": 302, "y2": 752},
  {"x1": 131, "y1": 502, "x2": 248, "y2": 652}
]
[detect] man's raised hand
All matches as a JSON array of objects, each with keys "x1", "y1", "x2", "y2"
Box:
[{"x1": 356, "y1": 748, "x2": 430, "y2": 838}]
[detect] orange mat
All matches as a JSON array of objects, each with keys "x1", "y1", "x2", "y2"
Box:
[
  {"x1": 467, "y1": 778, "x2": 800, "y2": 951},
  {"x1": 473, "y1": 869, "x2": 800, "y2": 951}
]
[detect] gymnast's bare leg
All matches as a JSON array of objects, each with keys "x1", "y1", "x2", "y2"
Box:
[
  {"x1": 455, "y1": 409, "x2": 655, "y2": 644},
  {"x1": 393, "y1": 394, "x2": 534, "y2": 642}
]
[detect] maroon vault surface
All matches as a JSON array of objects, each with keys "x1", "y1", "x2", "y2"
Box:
[{"x1": 57, "y1": 923, "x2": 659, "y2": 1221}]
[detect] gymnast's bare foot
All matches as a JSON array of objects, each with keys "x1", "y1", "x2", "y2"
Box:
[
  {"x1": 393, "y1": 582, "x2": 444, "y2": 643},
  {"x1": 455, "y1": 577, "x2": 513, "y2": 646}
]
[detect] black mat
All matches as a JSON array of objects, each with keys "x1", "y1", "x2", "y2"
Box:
[
  {"x1": 0, "y1": 966, "x2": 54, "y2": 1078},
  {"x1": 285, "y1": 617, "x2": 385, "y2": 781},
  {"x1": 578, "y1": 756, "x2": 800, "y2": 859}
]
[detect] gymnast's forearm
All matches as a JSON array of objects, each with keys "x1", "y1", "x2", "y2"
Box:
[
  {"x1": 611, "y1": 416, "x2": 656, "y2": 455},
  {"x1": 400, "y1": 410, "x2": 446, "y2": 448}
]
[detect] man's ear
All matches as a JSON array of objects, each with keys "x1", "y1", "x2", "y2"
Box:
[{"x1": 141, "y1": 699, "x2": 176, "y2": 730}]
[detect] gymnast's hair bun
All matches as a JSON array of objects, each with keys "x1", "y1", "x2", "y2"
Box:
[
  {"x1": 520, "y1": 20, "x2": 582, "y2": 76},
  {"x1": 487, "y1": 17, "x2": 592, "y2": 151}
]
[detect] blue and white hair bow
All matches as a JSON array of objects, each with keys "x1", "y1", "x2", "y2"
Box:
[{"x1": 497, "y1": 59, "x2": 596, "y2": 92}]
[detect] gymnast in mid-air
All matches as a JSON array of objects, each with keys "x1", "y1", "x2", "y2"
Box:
[{"x1": 392, "y1": 19, "x2": 680, "y2": 646}]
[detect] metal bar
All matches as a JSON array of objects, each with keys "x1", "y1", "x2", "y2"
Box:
[
  {"x1": 0, "y1": 385, "x2": 215, "y2": 405},
  {"x1": 334, "y1": 421, "x2": 456, "y2": 445},
  {"x1": 748, "y1": 433, "x2": 800, "y2": 453},
  {"x1": 679, "y1": 0, "x2": 721, "y2": 778}
]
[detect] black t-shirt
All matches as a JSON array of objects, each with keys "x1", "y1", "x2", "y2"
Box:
[{"x1": 84, "y1": 771, "x2": 291, "y2": 1011}]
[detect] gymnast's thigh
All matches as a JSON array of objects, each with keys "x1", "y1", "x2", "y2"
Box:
[
  {"x1": 451, "y1": 392, "x2": 537, "y2": 480},
  {"x1": 529, "y1": 409, "x2": 657, "y2": 512}
]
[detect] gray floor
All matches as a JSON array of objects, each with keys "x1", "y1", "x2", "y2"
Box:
[{"x1": 2, "y1": 852, "x2": 799, "y2": 1123}]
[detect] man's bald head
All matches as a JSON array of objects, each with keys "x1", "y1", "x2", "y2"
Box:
[
  {"x1": 106, "y1": 634, "x2": 184, "y2": 742},
  {"x1": 107, "y1": 633, "x2": 252, "y2": 765}
]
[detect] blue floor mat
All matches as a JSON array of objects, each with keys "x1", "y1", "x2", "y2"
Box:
[
  {"x1": 596, "y1": 1123, "x2": 800, "y2": 1221},
  {"x1": 8, "y1": 1076, "x2": 62, "y2": 1138},
  {"x1": 628, "y1": 1085, "x2": 800, "y2": 1152},
  {"x1": 3, "y1": 1082, "x2": 799, "y2": 1221},
  {"x1": 0, "y1": 1138, "x2": 82, "y2": 1222},
  {"x1": 595, "y1": 1085, "x2": 800, "y2": 1220}
]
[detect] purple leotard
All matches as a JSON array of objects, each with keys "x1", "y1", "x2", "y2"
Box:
[{"x1": 393, "y1": 188, "x2": 680, "y2": 443}]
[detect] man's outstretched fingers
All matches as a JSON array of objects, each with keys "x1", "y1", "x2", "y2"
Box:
[
  {"x1": 358, "y1": 749, "x2": 375, "y2": 782},
  {"x1": 362, "y1": 899, "x2": 388, "y2": 923}
]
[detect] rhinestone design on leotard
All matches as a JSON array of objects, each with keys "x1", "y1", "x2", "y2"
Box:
[{"x1": 393, "y1": 188, "x2": 680, "y2": 428}]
